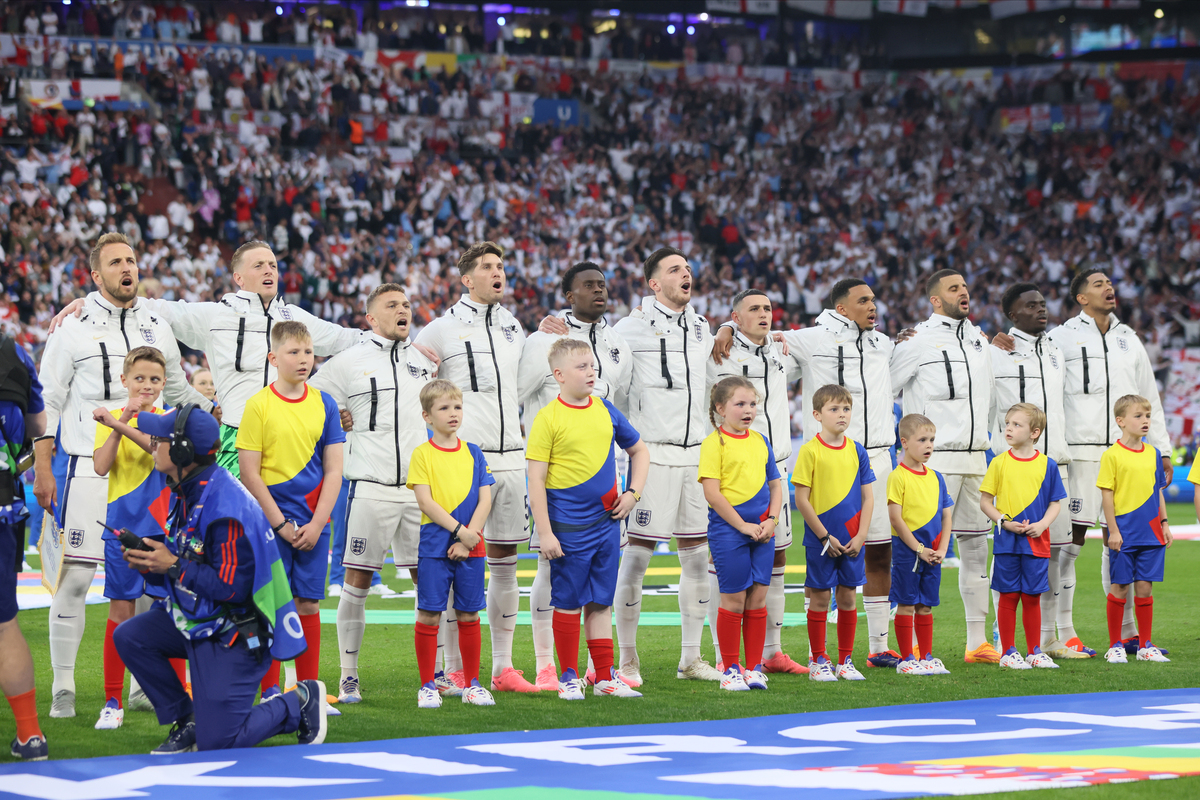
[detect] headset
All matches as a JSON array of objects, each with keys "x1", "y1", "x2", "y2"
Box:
[{"x1": 169, "y1": 403, "x2": 199, "y2": 468}]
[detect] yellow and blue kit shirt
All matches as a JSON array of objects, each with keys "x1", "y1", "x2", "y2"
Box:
[
  {"x1": 979, "y1": 450, "x2": 1066, "y2": 558},
  {"x1": 94, "y1": 407, "x2": 170, "y2": 540},
  {"x1": 887, "y1": 462, "x2": 953, "y2": 550},
  {"x1": 236, "y1": 384, "x2": 345, "y2": 526},
  {"x1": 698, "y1": 427, "x2": 780, "y2": 529},
  {"x1": 526, "y1": 396, "x2": 640, "y2": 543},
  {"x1": 1096, "y1": 440, "x2": 1168, "y2": 547},
  {"x1": 406, "y1": 439, "x2": 495, "y2": 558},
  {"x1": 791, "y1": 434, "x2": 876, "y2": 547}
]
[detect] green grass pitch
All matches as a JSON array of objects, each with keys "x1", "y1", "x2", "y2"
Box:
[{"x1": 5, "y1": 506, "x2": 1200, "y2": 800}]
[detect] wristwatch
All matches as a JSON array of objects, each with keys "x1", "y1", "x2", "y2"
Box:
[
  {"x1": 766, "y1": 515, "x2": 777, "y2": 523},
  {"x1": 625, "y1": 489, "x2": 642, "y2": 503},
  {"x1": 166, "y1": 558, "x2": 183, "y2": 581},
  {"x1": 451, "y1": 522, "x2": 463, "y2": 544}
]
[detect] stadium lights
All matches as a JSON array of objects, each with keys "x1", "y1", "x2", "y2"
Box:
[
  {"x1": 1155, "y1": 8, "x2": 1165, "y2": 18},
  {"x1": 687, "y1": 25, "x2": 695, "y2": 35},
  {"x1": 609, "y1": 9, "x2": 620, "y2": 16},
  {"x1": 699, "y1": 12, "x2": 708, "y2": 21},
  {"x1": 667, "y1": 24, "x2": 675, "y2": 34},
  {"x1": 498, "y1": 16, "x2": 506, "y2": 25},
  {"x1": 63, "y1": 0, "x2": 71, "y2": 5},
  {"x1": 276, "y1": 5, "x2": 283, "y2": 14}
]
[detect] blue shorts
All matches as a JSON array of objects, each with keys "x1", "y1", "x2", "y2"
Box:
[
  {"x1": 276, "y1": 531, "x2": 330, "y2": 601},
  {"x1": 549, "y1": 527, "x2": 620, "y2": 609},
  {"x1": 804, "y1": 541, "x2": 866, "y2": 590},
  {"x1": 417, "y1": 556, "x2": 485, "y2": 614},
  {"x1": 991, "y1": 552, "x2": 1050, "y2": 595},
  {"x1": 103, "y1": 539, "x2": 168, "y2": 601},
  {"x1": 0, "y1": 523, "x2": 17, "y2": 623},
  {"x1": 710, "y1": 525, "x2": 774, "y2": 594},
  {"x1": 1109, "y1": 545, "x2": 1165, "y2": 585},
  {"x1": 890, "y1": 553, "x2": 941, "y2": 608}
]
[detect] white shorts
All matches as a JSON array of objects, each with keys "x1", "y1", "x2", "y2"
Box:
[
  {"x1": 943, "y1": 473, "x2": 991, "y2": 538},
  {"x1": 1050, "y1": 464, "x2": 1073, "y2": 545},
  {"x1": 341, "y1": 482, "x2": 421, "y2": 571},
  {"x1": 775, "y1": 459, "x2": 793, "y2": 551},
  {"x1": 627, "y1": 463, "x2": 708, "y2": 542},
  {"x1": 865, "y1": 450, "x2": 893, "y2": 546},
  {"x1": 484, "y1": 468, "x2": 530, "y2": 547},
  {"x1": 61, "y1": 455, "x2": 106, "y2": 563},
  {"x1": 1067, "y1": 459, "x2": 1101, "y2": 528}
]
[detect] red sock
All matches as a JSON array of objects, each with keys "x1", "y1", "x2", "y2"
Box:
[
  {"x1": 1107, "y1": 593, "x2": 1127, "y2": 647},
  {"x1": 414, "y1": 621, "x2": 439, "y2": 684},
  {"x1": 998, "y1": 592, "x2": 1020, "y2": 653},
  {"x1": 743, "y1": 607, "x2": 768, "y2": 669},
  {"x1": 1134, "y1": 597, "x2": 1154, "y2": 646},
  {"x1": 103, "y1": 619, "x2": 125, "y2": 707},
  {"x1": 915, "y1": 613, "x2": 934, "y2": 660},
  {"x1": 170, "y1": 659, "x2": 187, "y2": 688},
  {"x1": 458, "y1": 618, "x2": 481, "y2": 685},
  {"x1": 717, "y1": 607, "x2": 743, "y2": 669},
  {"x1": 295, "y1": 612, "x2": 321, "y2": 681},
  {"x1": 807, "y1": 610, "x2": 827, "y2": 661},
  {"x1": 552, "y1": 611, "x2": 581, "y2": 675},
  {"x1": 5, "y1": 689, "x2": 41, "y2": 743},
  {"x1": 837, "y1": 609, "x2": 857, "y2": 665},
  {"x1": 1021, "y1": 593, "x2": 1042, "y2": 654},
  {"x1": 587, "y1": 638, "x2": 614, "y2": 682},
  {"x1": 260, "y1": 660, "x2": 281, "y2": 693},
  {"x1": 895, "y1": 614, "x2": 914, "y2": 659}
]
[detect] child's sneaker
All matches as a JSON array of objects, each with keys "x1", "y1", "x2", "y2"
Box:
[
  {"x1": 94, "y1": 698, "x2": 124, "y2": 730},
  {"x1": 720, "y1": 665, "x2": 750, "y2": 691},
  {"x1": 761, "y1": 652, "x2": 809, "y2": 674},
  {"x1": 1026, "y1": 649, "x2": 1059, "y2": 669},
  {"x1": 462, "y1": 679, "x2": 496, "y2": 705},
  {"x1": 999, "y1": 647, "x2": 1031, "y2": 669},
  {"x1": 1137, "y1": 644, "x2": 1171, "y2": 663},
  {"x1": 808, "y1": 656, "x2": 838, "y2": 682},
  {"x1": 836, "y1": 658, "x2": 865, "y2": 681},
  {"x1": 535, "y1": 663, "x2": 559, "y2": 691},
  {"x1": 744, "y1": 666, "x2": 769, "y2": 690},
  {"x1": 417, "y1": 681, "x2": 442, "y2": 709},
  {"x1": 867, "y1": 650, "x2": 902, "y2": 668},
  {"x1": 557, "y1": 668, "x2": 586, "y2": 700},
  {"x1": 594, "y1": 674, "x2": 643, "y2": 698},
  {"x1": 1062, "y1": 637, "x2": 1097, "y2": 658},
  {"x1": 896, "y1": 655, "x2": 929, "y2": 675},
  {"x1": 921, "y1": 657, "x2": 951, "y2": 675},
  {"x1": 1125, "y1": 637, "x2": 1170, "y2": 657},
  {"x1": 1104, "y1": 645, "x2": 1129, "y2": 664}
]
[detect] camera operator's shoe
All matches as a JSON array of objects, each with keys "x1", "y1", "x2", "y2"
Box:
[
  {"x1": 152, "y1": 716, "x2": 196, "y2": 754},
  {"x1": 296, "y1": 680, "x2": 328, "y2": 745}
]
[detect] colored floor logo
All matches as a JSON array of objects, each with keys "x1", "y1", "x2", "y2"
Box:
[{"x1": 2, "y1": 690, "x2": 1200, "y2": 799}]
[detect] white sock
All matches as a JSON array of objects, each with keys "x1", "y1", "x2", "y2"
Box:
[
  {"x1": 486, "y1": 555, "x2": 519, "y2": 675},
  {"x1": 614, "y1": 545, "x2": 652, "y2": 667},
  {"x1": 863, "y1": 595, "x2": 891, "y2": 655},
  {"x1": 677, "y1": 542, "x2": 710, "y2": 669},
  {"x1": 530, "y1": 556, "x2": 555, "y2": 671},
  {"x1": 49, "y1": 562, "x2": 95, "y2": 695},
  {"x1": 284, "y1": 663, "x2": 297, "y2": 690},
  {"x1": 1041, "y1": 547, "x2": 1061, "y2": 645},
  {"x1": 765, "y1": 566, "x2": 786, "y2": 659},
  {"x1": 444, "y1": 587, "x2": 461, "y2": 673},
  {"x1": 337, "y1": 583, "x2": 368, "y2": 682},
  {"x1": 1058, "y1": 542, "x2": 1080, "y2": 642},
  {"x1": 706, "y1": 566, "x2": 721, "y2": 661},
  {"x1": 804, "y1": 591, "x2": 812, "y2": 659},
  {"x1": 957, "y1": 534, "x2": 991, "y2": 650}
]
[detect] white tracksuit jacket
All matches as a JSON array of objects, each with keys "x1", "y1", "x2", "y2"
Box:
[
  {"x1": 414, "y1": 297, "x2": 526, "y2": 471},
  {"x1": 990, "y1": 327, "x2": 1070, "y2": 465},
  {"x1": 40, "y1": 292, "x2": 214, "y2": 456},
  {"x1": 518, "y1": 309, "x2": 632, "y2": 428},
  {"x1": 146, "y1": 290, "x2": 362, "y2": 428},
  {"x1": 1047, "y1": 311, "x2": 1169, "y2": 461},
  {"x1": 707, "y1": 329, "x2": 798, "y2": 463},
  {"x1": 308, "y1": 332, "x2": 435, "y2": 489},
  {"x1": 890, "y1": 314, "x2": 994, "y2": 476},
  {"x1": 615, "y1": 296, "x2": 713, "y2": 467}
]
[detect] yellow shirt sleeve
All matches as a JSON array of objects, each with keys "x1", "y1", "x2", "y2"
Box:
[
  {"x1": 979, "y1": 456, "x2": 1003, "y2": 497},
  {"x1": 886, "y1": 469, "x2": 904, "y2": 507},
  {"x1": 697, "y1": 434, "x2": 722, "y2": 482},
  {"x1": 1188, "y1": 457, "x2": 1200, "y2": 486},
  {"x1": 405, "y1": 444, "x2": 431, "y2": 490},
  {"x1": 1096, "y1": 449, "x2": 1117, "y2": 491},
  {"x1": 235, "y1": 392, "x2": 266, "y2": 453},
  {"x1": 524, "y1": 406, "x2": 555, "y2": 464},
  {"x1": 791, "y1": 441, "x2": 815, "y2": 488},
  {"x1": 94, "y1": 407, "x2": 125, "y2": 452}
]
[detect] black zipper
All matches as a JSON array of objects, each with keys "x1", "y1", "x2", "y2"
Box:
[
  {"x1": 390, "y1": 340, "x2": 402, "y2": 484},
  {"x1": 262, "y1": 300, "x2": 273, "y2": 388},
  {"x1": 118, "y1": 309, "x2": 130, "y2": 350},
  {"x1": 759, "y1": 345, "x2": 774, "y2": 447},
  {"x1": 1101, "y1": 328, "x2": 1111, "y2": 446},
  {"x1": 836, "y1": 345, "x2": 845, "y2": 385},
  {"x1": 679, "y1": 314, "x2": 693, "y2": 445},
  {"x1": 1081, "y1": 346, "x2": 1090, "y2": 394},
  {"x1": 1018, "y1": 365, "x2": 1026, "y2": 402},
  {"x1": 99, "y1": 342, "x2": 112, "y2": 400},
  {"x1": 234, "y1": 317, "x2": 246, "y2": 372},
  {"x1": 660, "y1": 340, "x2": 673, "y2": 389},
  {"x1": 368, "y1": 377, "x2": 378, "y2": 430},
  {"x1": 856, "y1": 329, "x2": 870, "y2": 447},
  {"x1": 588, "y1": 323, "x2": 603, "y2": 379},
  {"x1": 465, "y1": 342, "x2": 479, "y2": 391},
  {"x1": 485, "y1": 305, "x2": 507, "y2": 453},
  {"x1": 1035, "y1": 337, "x2": 1050, "y2": 453},
  {"x1": 942, "y1": 351, "x2": 956, "y2": 399},
  {"x1": 955, "y1": 321, "x2": 975, "y2": 448}
]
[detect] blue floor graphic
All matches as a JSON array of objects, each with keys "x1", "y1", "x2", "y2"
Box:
[{"x1": 3, "y1": 689, "x2": 1200, "y2": 799}]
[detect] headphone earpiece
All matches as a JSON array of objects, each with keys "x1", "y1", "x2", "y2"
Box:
[{"x1": 169, "y1": 403, "x2": 198, "y2": 468}]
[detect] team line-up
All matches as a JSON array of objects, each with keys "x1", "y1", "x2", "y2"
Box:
[{"x1": 1, "y1": 233, "x2": 1186, "y2": 759}]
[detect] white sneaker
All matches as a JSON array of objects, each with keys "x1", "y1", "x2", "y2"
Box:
[
  {"x1": 896, "y1": 656, "x2": 930, "y2": 675},
  {"x1": 921, "y1": 657, "x2": 951, "y2": 675},
  {"x1": 462, "y1": 681, "x2": 496, "y2": 705},
  {"x1": 126, "y1": 685, "x2": 154, "y2": 712},
  {"x1": 417, "y1": 682, "x2": 442, "y2": 709},
  {"x1": 744, "y1": 667, "x2": 769, "y2": 690},
  {"x1": 1026, "y1": 651, "x2": 1059, "y2": 669},
  {"x1": 1137, "y1": 645, "x2": 1171, "y2": 663},
  {"x1": 327, "y1": 583, "x2": 342, "y2": 598},
  {"x1": 594, "y1": 676, "x2": 643, "y2": 698},
  {"x1": 720, "y1": 666, "x2": 750, "y2": 691},
  {"x1": 1105, "y1": 645, "x2": 1129, "y2": 664},
  {"x1": 434, "y1": 671, "x2": 463, "y2": 697},
  {"x1": 999, "y1": 648, "x2": 1032, "y2": 670},
  {"x1": 617, "y1": 662, "x2": 643, "y2": 688},
  {"x1": 49, "y1": 690, "x2": 75, "y2": 719},
  {"x1": 369, "y1": 583, "x2": 398, "y2": 597},
  {"x1": 94, "y1": 700, "x2": 124, "y2": 730},
  {"x1": 677, "y1": 657, "x2": 723, "y2": 681},
  {"x1": 808, "y1": 656, "x2": 838, "y2": 682},
  {"x1": 338, "y1": 676, "x2": 362, "y2": 703},
  {"x1": 836, "y1": 658, "x2": 866, "y2": 681},
  {"x1": 557, "y1": 669, "x2": 586, "y2": 700}
]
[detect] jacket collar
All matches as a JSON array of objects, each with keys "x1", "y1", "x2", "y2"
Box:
[
  {"x1": 173, "y1": 463, "x2": 218, "y2": 506},
  {"x1": 562, "y1": 309, "x2": 608, "y2": 332},
  {"x1": 640, "y1": 295, "x2": 692, "y2": 323},
  {"x1": 452, "y1": 296, "x2": 501, "y2": 323},
  {"x1": 1076, "y1": 310, "x2": 1121, "y2": 331},
  {"x1": 227, "y1": 289, "x2": 282, "y2": 315},
  {"x1": 923, "y1": 313, "x2": 975, "y2": 336},
  {"x1": 87, "y1": 291, "x2": 141, "y2": 315},
  {"x1": 732, "y1": 328, "x2": 771, "y2": 356},
  {"x1": 816, "y1": 307, "x2": 871, "y2": 341},
  {"x1": 368, "y1": 331, "x2": 408, "y2": 351}
]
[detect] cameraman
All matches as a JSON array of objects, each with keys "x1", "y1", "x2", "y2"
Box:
[{"x1": 114, "y1": 404, "x2": 326, "y2": 753}]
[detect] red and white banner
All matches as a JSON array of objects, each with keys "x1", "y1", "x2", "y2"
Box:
[
  {"x1": 786, "y1": 0, "x2": 875, "y2": 19},
  {"x1": 989, "y1": 0, "x2": 1072, "y2": 19},
  {"x1": 479, "y1": 92, "x2": 537, "y2": 127},
  {"x1": 876, "y1": 0, "x2": 930, "y2": 16},
  {"x1": 705, "y1": 0, "x2": 780, "y2": 14},
  {"x1": 23, "y1": 79, "x2": 121, "y2": 108}
]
